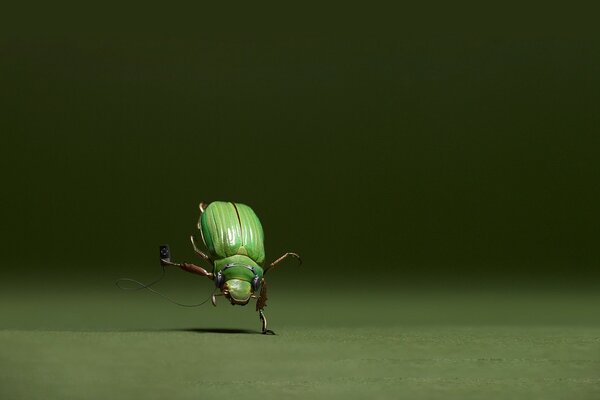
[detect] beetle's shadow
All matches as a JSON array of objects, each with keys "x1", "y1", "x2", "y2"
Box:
[{"x1": 172, "y1": 328, "x2": 260, "y2": 334}]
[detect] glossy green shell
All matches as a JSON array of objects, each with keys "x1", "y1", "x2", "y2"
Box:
[{"x1": 199, "y1": 202, "x2": 265, "y2": 265}]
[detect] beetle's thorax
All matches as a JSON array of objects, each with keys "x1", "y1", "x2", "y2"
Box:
[
  {"x1": 214, "y1": 255, "x2": 264, "y2": 306},
  {"x1": 214, "y1": 255, "x2": 262, "y2": 277}
]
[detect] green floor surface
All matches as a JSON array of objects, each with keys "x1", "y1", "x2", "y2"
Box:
[{"x1": 1, "y1": 287, "x2": 599, "y2": 399}]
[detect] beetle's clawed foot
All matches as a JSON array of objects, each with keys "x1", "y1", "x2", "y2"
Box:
[
  {"x1": 265, "y1": 252, "x2": 302, "y2": 274},
  {"x1": 288, "y1": 252, "x2": 302, "y2": 266},
  {"x1": 259, "y1": 310, "x2": 275, "y2": 335}
]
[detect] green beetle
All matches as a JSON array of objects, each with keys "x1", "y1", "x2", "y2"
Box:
[{"x1": 162, "y1": 201, "x2": 301, "y2": 334}]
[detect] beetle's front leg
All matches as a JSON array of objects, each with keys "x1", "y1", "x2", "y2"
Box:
[
  {"x1": 161, "y1": 259, "x2": 213, "y2": 280},
  {"x1": 179, "y1": 262, "x2": 214, "y2": 279},
  {"x1": 259, "y1": 310, "x2": 275, "y2": 335},
  {"x1": 256, "y1": 280, "x2": 274, "y2": 334},
  {"x1": 264, "y1": 252, "x2": 302, "y2": 274}
]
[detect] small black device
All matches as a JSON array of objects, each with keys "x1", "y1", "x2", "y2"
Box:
[{"x1": 159, "y1": 245, "x2": 171, "y2": 265}]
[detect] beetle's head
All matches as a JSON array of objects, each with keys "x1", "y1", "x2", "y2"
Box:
[{"x1": 221, "y1": 279, "x2": 252, "y2": 305}]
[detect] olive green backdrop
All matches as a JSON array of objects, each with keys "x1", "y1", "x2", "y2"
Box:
[{"x1": 2, "y1": 6, "x2": 599, "y2": 292}]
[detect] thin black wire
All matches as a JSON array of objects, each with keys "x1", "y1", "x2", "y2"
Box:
[{"x1": 115, "y1": 265, "x2": 214, "y2": 307}]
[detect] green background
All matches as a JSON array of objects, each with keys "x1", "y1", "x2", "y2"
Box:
[{"x1": 1, "y1": 4, "x2": 599, "y2": 399}]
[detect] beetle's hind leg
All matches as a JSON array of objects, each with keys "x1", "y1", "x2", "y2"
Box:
[
  {"x1": 199, "y1": 202, "x2": 208, "y2": 214},
  {"x1": 193, "y1": 203, "x2": 213, "y2": 263},
  {"x1": 190, "y1": 235, "x2": 212, "y2": 263},
  {"x1": 259, "y1": 310, "x2": 275, "y2": 335}
]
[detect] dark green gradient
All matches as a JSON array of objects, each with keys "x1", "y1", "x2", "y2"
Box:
[{"x1": 2, "y1": 31, "x2": 599, "y2": 287}]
